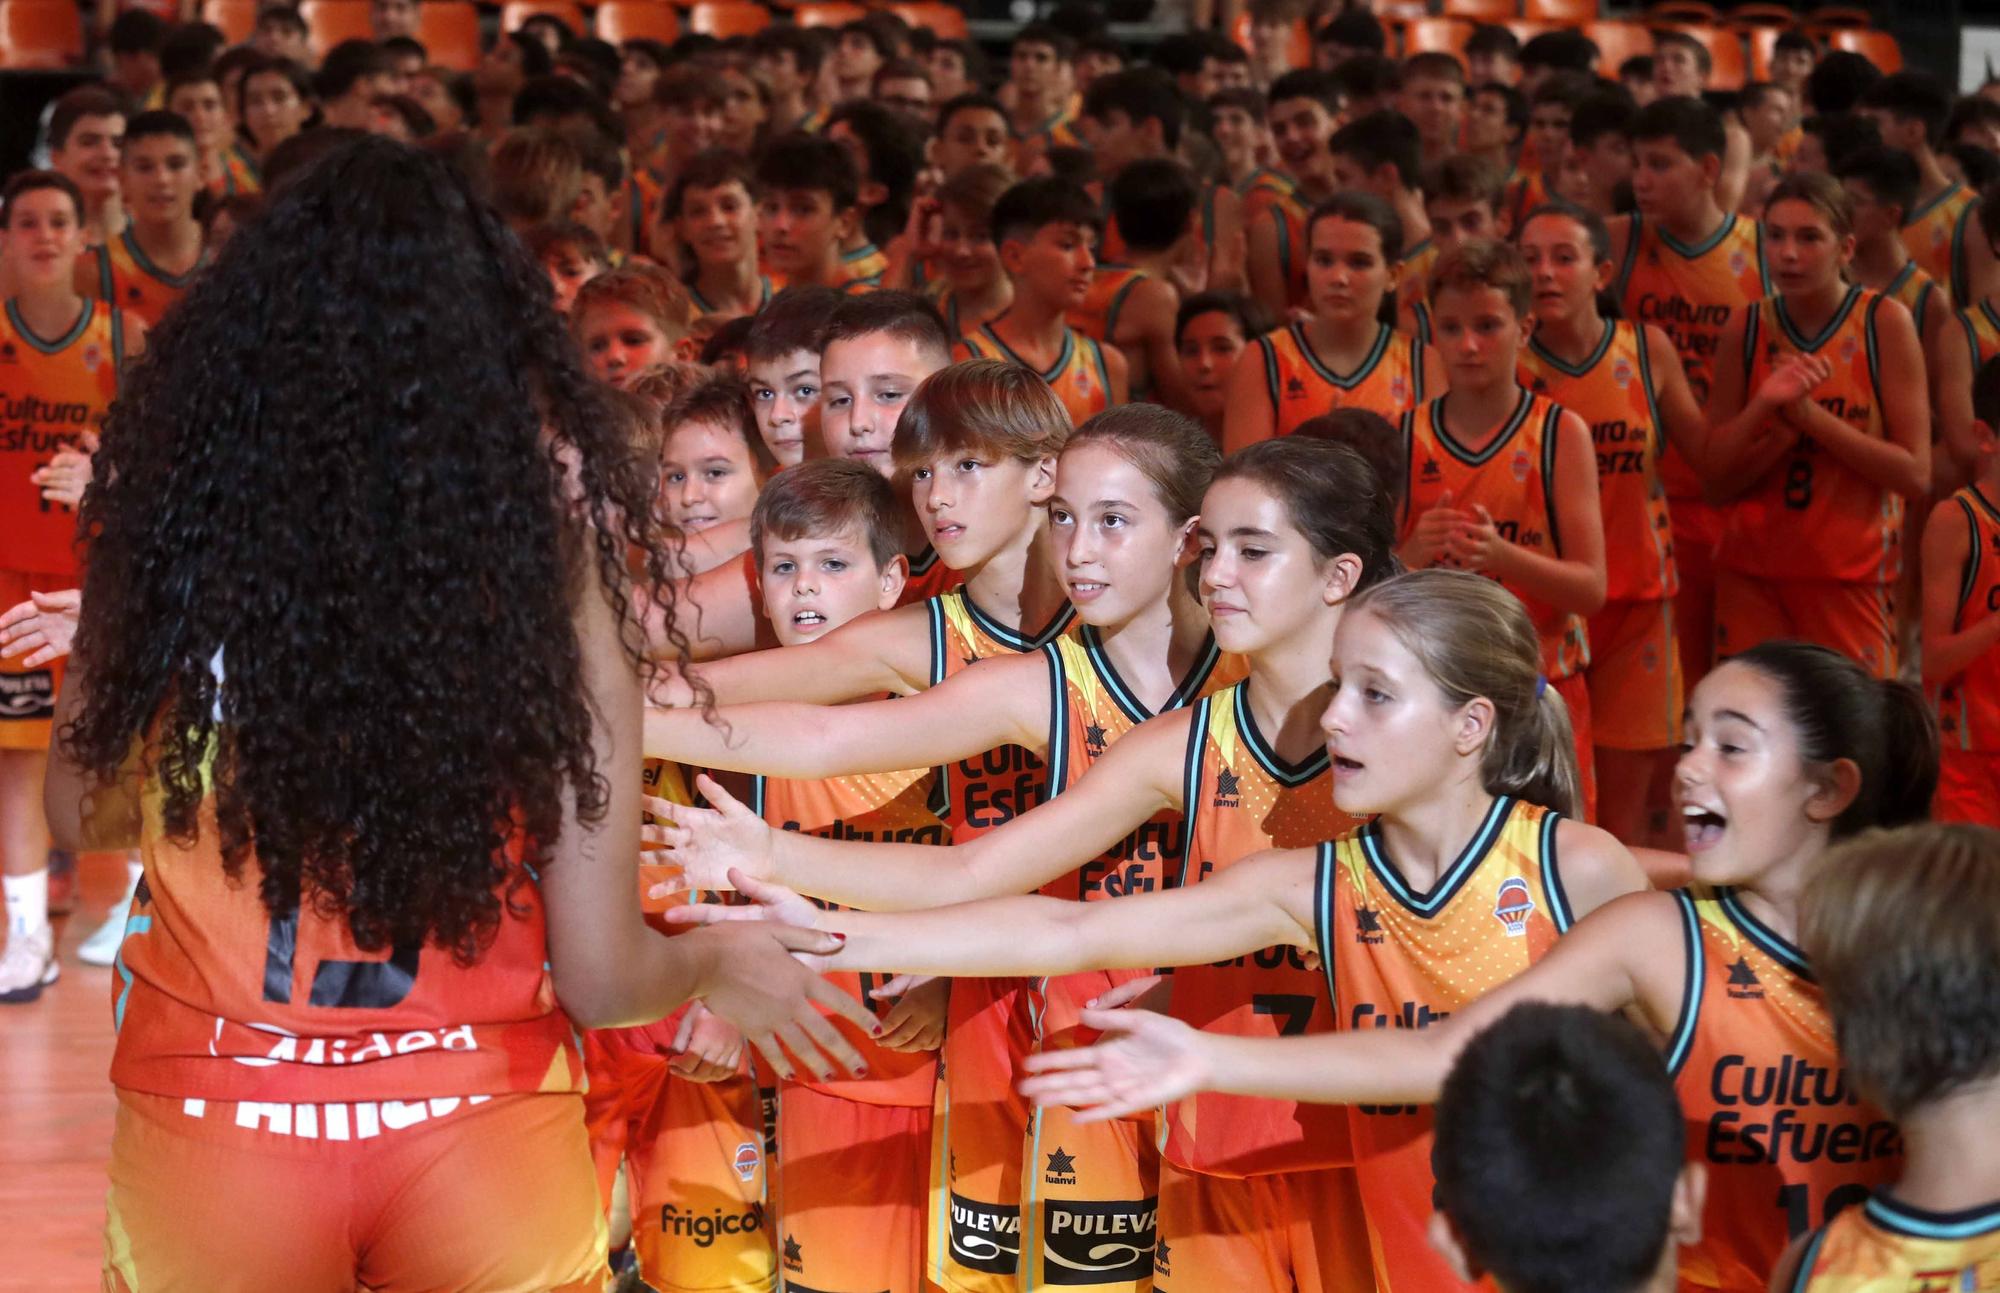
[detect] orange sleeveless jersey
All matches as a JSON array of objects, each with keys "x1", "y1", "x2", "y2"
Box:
[
  {"x1": 1787, "y1": 1195, "x2": 2000, "y2": 1293},
  {"x1": 1960, "y1": 299, "x2": 2000, "y2": 370},
  {"x1": 834, "y1": 242, "x2": 889, "y2": 290},
  {"x1": 1264, "y1": 190, "x2": 1310, "y2": 311},
  {"x1": 1502, "y1": 166, "x2": 1551, "y2": 235},
  {"x1": 1520, "y1": 319, "x2": 1678, "y2": 604},
  {"x1": 1900, "y1": 182, "x2": 1976, "y2": 305},
  {"x1": 1618, "y1": 212, "x2": 1771, "y2": 500},
  {"x1": 215, "y1": 144, "x2": 261, "y2": 198},
  {"x1": 1934, "y1": 485, "x2": 2000, "y2": 753},
  {"x1": 1316, "y1": 795, "x2": 1576, "y2": 1293},
  {"x1": 1400, "y1": 389, "x2": 1591, "y2": 679},
  {"x1": 1012, "y1": 108, "x2": 1080, "y2": 172},
  {"x1": 1066, "y1": 264, "x2": 1152, "y2": 348},
  {"x1": 89, "y1": 228, "x2": 208, "y2": 328},
  {"x1": 112, "y1": 783, "x2": 583, "y2": 1103},
  {"x1": 1884, "y1": 260, "x2": 1941, "y2": 341},
  {"x1": 1393, "y1": 237, "x2": 1438, "y2": 347},
  {"x1": 1255, "y1": 319, "x2": 1428, "y2": 438},
  {"x1": 1720, "y1": 288, "x2": 1903, "y2": 585},
  {"x1": 900, "y1": 542, "x2": 963, "y2": 607},
  {"x1": 690, "y1": 275, "x2": 774, "y2": 321},
  {"x1": 0, "y1": 297, "x2": 126, "y2": 576},
  {"x1": 1162, "y1": 680, "x2": 1362, "y2": 1179},
  {"x1": 1665, "y1": 886, "x2": 1903, "y2": 1290},
  {"x1": 956, "y1": 321, "x2": 1114, "y2": 427},
  {"x1": 1237, "y1": 167, "x2": 1297, "y2": 229},
  {"x1": 753, "y1": 763, "x2": 949, "y2": 1108}
]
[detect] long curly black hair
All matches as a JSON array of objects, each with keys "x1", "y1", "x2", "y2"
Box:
[{"x1": 66, "y1": 136, "x2": 685, "y2": 963}]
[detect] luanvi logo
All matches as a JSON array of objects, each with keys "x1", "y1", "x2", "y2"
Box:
[
  {"x1": 1040, "y1": 1198, "x2": 1158, "y2": 1285},
  {"x1": 948, "y1": 1192, "x2": 1021, "y2": 1275}
]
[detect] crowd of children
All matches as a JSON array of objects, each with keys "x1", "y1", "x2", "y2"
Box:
[{"x1": 2, "y1": 2, "x2": 1998, "y2": 1292}]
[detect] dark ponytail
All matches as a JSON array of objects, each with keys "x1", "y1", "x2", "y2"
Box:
[{"x1": 1732, "y1": 642, "x2": 1939, "y2": 838}]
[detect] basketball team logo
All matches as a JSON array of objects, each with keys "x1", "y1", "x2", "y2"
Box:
[
  {"x1": 1512, "y1": 448, "x2": 1532, "y2": 482},
  {"x1": 732, "y1": 1141, "x2": 760, "y2": 1182},
  {"x1": 83, "y1": 343, "x2": 102, "y2": 372},
  {"x1": 1729, "y1": 249, "x2": 1748, "y2": 277},
  {"x1": 1390, "y1": 374, "x2": 1408, "y2": 404},
  {"x1": 1841, "y1": 334, "x2": 1859, "y2": 366},
  {"x1": 1612, "y1": 355, "x2": 1634, "y2": 388},
  {"x1": 1493, "y1": 877, "x2": 1535, "y2": 937}
]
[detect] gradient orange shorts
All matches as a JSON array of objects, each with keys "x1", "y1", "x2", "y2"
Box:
[
  {"x1": 1936, "y1": 747, "x2": 2000, "y2": 825},
  {"x1": 927, "y1": 976, "x2": 1031, "y2": 1293},
  {"x1": 774, "y1": 1083, "x2": 933, "y2": 1292},
  {"x1": 1714, "y1": 571, "x2": 1898, "y2": 680},
  {"x1": 103, "y1": 1088, "x2": 607, "y2": 1293},
  {"x1": 0, "y1": 570, "x2": 66, "y2": 751},
  {"x1": 1585, "y1": 597, "x2": 1683, "y2": 752},
  {"x1": 1153, "y1": 1160, "x2": 1372, "y2": 1293},
  {"x1": 1552, "y1": 670, "x2": 1597, "y2": 825}
]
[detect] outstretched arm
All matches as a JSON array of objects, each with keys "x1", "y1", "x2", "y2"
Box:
[{"x1": 653, "y1": 599, "x2": 935, "y2": 706}]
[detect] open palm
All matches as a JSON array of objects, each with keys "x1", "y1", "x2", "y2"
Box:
[
  {"x1": 1016, "y1": 1006, "x2": 1213, "y2": 1123},
  {"x1": 642, "y1": 772, "x2": 776, "y2": 897}
]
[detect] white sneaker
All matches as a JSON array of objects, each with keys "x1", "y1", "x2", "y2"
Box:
[
  {"x1": 0, "y1": 924, "x2": 58, "y2": 1004},
  {"x1": 76, "y1": 893, "x2": 135, "y2": 967}
]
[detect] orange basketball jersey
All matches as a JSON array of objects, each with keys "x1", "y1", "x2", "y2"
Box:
[
  {"x1": 753, "y1": 763, "x2": 949, "y2": 1108},
  {"x1": 1617, "y1": 212, "x2": 1770, "y2": 499},
  {"x1": 690, "y1": 275, "x2": 774, "y2": 321},
  {"x1": 1236, "y1": 167, "x2": 1297, "y2": 228},
  {"x1": 1400, "y1": 389, "x2": 1591, "y2": 679},
  {"x1": 1393, "y1": 236, "x2": 1438, "y2": 347},
  {"x1": 1263, "y1": 191, "x2": 1310, "y2": 311},
  {"x1": 1960, "y1": 299, "x2": 2000, "y2": 370},
  {"x1": 1884, "y1": 260, "x2": 1941, "y2": 340},
  {"x1": 0, "y1": 296, "x2": 126, "y2": 576},
  {"x1": 1720, "y1": 287, "x2": 1903, "y2": 586},
  {"x1": 1666, "y1": 886, "x2": 1903, "y2": 1290},
  {"x1": 1256, "y1": 319, "x2": 1428, "y2": 438},
  {"x1": 112, "y1": 783, "x2": 583, "y2": 1103},
  {"x1": 87, "y1": 228, "x2": 208, "y2": 329},
  {"x1": 1786, "y1": 1194, "x2": 2000, "y2": 1293},
  {"x1": 834, "y1": 241, "x2": 889, "y2": 290},
  {"x1": 1933, "y1": 485, "x2": 2000, "y2": 753},
  {"x1": 1066, "y1": 264, "x2": 1151, "y2": 348},
  {"x1": 1163, "y1": 680, "x2": 1362, "y2": 1179},
  {"x1": 1900, "y1": 182, "x2": 1976, "y2": 305},
  {"x1": 1520, "y1": 320, "x2": 1677, "y2": 604},
  {"x1": 1316, "y1": 795, "x2": 1575, "y2": 1293},
  {"x1": 216, "y1": 144, "x2": 261, "y2": 198},
  {"x1": 900, "y1": 542, "x2": 964, "y2": 607},
  {"x1": 956, "y1": 321, "x2": 1114, "y2": 427}
]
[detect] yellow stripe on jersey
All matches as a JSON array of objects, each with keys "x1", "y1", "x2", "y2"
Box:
[
  {"x1": 1788, "y1": 1194, "x2": 2000, "y2": 1293},
  {"x1": 1934, "y1": 484, "x2": 2000, "y2": 752}
]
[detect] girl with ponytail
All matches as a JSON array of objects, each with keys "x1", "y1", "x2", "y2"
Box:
[
  {"x1": 664, "y1": 566, "x2": 1648, "y2": 1292},
  {"x1": 1022, "y1": 637, "x2": 1936, "y2": 1293}
]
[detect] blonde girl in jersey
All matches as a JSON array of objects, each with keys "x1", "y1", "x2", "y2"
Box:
[
  {"x1": 1516, "y1": 201, "x2": 1713, "y2": 855},
  {"x1": 1023, "y1": 639, "x2": 1933, "y2": 1293},
  {"x1": 1223, "y1": 190, "x2": 1440, "y2": 452},
  {"x1": 1708, "y1": 172, "x2": 1929, "y2": 679},
  {"x1": 662, "y1": 568, "x2": 1646, "y2": 1293},
  {"x1": 648, "y1": 436, "x2": 1397, "y2": 1293}
]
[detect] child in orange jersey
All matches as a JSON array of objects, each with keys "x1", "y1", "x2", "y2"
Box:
[
  {"x1": 649, "y1": 437, "x2": 1404, "y2": 1293},
  {"x1": 1209, "y1": 89, "x2": 1294, "y2": 223},
  {"x1": 46, "y1": 87, "x2": 128, "y2": 248},
  {"x1": 1400, "y1": 52, "x2": 1467, "y2": 170},
  {"x1": 1517, "y1": 202, "x2": 1712, "y2": 852},
  {"x1": 1225, "y1": 191, "x2": 1438, "y2": 451},
  {"x1": 1771, "y1": 823, "x2": 2000, "y2": 1292},
  {"x1": 1399, "y1": 238, "x2": 1607, "y2": 818},
  {"x1": 825, "y1": 102, "x2": 922, "y2": 289},
  {"x1": 954, "y1": 178, "x2": 1130, "y2": 425},
  {"x1": 1431, "y1": 1005, "x2": 1704, "y2": 1293},
  {"x1": 1031, "y1": 639, "x2": 1931, "y2": 1293},
  {"x1": 1923, "y1": 355, "x2": 2000, "y2": 824},
  {"x1": 677, "y1": 568, "x2": 1646, "y2": 1293},
  {"x1": 1331, "y1": 110, "x2": 1438, "y2": 304},
  {"x1": 1247, "y1": 69, "x2": 1343, "y2": 317},
  {"x1": 165, "y1": 70, "x2": 254, "y2": 199},
  {"x1": 526, "y1": 221, "x2": 609, "y2": 318},
  {"x1": 235, "y1": 58, "x2": 315, "y2": 179},
  {"x1": 0, "y1": 170, "x2": 144, "y2": 1004},
  {"x1": 755, "y1": 132, "x2": 870, "y2": 292},
  {"x1": 1404, "y1": 153, "x2": 1508, "y2": 342},
  {"x1": 656, "y1": 372, "x2": 776, "y2": 567},
  {"x1": 660, "y1": 150, "x2": 772, "y2": 325},
  {"x1": 1613, "y1": 96, "x2": 1774, "y2": 694},
  {"x1": 1177, "y1": 291, "x2": 1273, "y2": 440},
  {"x1": 1856, "y1": 72, "x2": 1983, "y2": 305},
  {"x1": 1503, "y1": 73, "x2": 1590, "y2": 233},
  {"x1": 1067, "y1": 157, "x2": 1197, "y2": 409},
  {"x1": 573, "y1": 261, "x2": 696, "y2": 389},
  {"x1": 1707, "y1": 173, "x2": 1929, "y2": 679},
  {"x1": 83, "y1": 111, "x2": 207, "y2": 329},
  {"x1": 743, "y1": 285, "x2": 842, "y2": 468},
  {"x1": 896, "y1": 163, "x2": 1012, "y2": 341},
  {"x1": 45, "y1": 137, "x2": 871, "y2": 1293},
  {"x1": 1006, "y1": 24, "x2": 1081, "y2": 175}
]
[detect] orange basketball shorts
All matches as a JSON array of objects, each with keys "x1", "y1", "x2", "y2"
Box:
[
  {"x1": 1936, "y1": 747, "x2": 2000, "y2": 825},
  {"x1": 773, "y1": 1082, "x2": 932, "y2": 1292},
  {"x1": 1153, "y1": 1160, "x2": 1373, "y2": 1293},
  {"x1": 1585, "y1": 596, "x2": 1683, "y2": 752},
  {"x1": 0, "y1": 570, "x2": 66, "y2": 751},
  {"x1": 1714, "y1": 571, "x2": 1898, "y2": 680}
]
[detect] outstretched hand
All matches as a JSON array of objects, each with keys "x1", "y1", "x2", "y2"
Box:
[
  {"x1": 642, "y1": 773, "x2": 777, "y2": 897},
  {"x1": 0, "y1": 589, "x2": 81, "y2": 668},
  {"x1": 686, "y1": 919, "x2": 880, "y2": 1082},
  {"x1": 1016, "y1": 1007, "x2": 1212, "y2": 1123},
  {"x1": 663, "y1": 869, "x2": 825, "y2": 952}
]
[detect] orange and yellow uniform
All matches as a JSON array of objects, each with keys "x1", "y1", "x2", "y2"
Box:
[
  {"x1": 1394, "y1": 237, "x2": 1438, "y2": 347},
  {"x1": 834, "y1": 241, "x2": 890, "y2": 291},
  {"x1": 0, "y1": 295, "x2": 126, "y2": 750},
  {"x1": 1929, "y1": 485, "x2": 2000, "y2": 823},
  {"x1": 104, "y1": 775, "x2": 605, "y2": 1293},
  {"x1": 1262, "y1": 189, "x2": 1311, "y2": 311},
  {"x1": 1154, "y1": 681, "x2": 1373, "y2": 1293},
  {"x1": 1664, "y1": 885, "x2": 1902, "y2": 1290},
  {"x1": 1254, "y1": 320, "x2": 1428, "y2": 439},
  {"x1": 1066, "y1": 264, "x2": 1152, "y2": 351},
  {"x1": 1520, "y1": 321, "x2": 1681, "y2": 752},
  {"x1": 1959, "y1": 298, "x2": 2000, "y2": 370},
  {"x1": 1900, "y1": 181, "x2": 1977, "y2": 306},
  {"x1": 1716, "y1": 287, "x2": 1904, "y2": 678},
  {"x1": 900, "y1": 542, "x2": 963, "y2": 607},
  {"x1": 85, "y1": 228, "x2": 209, "y2": 328},
  {"x1": 1314, "y1": 795, "x2": 1577, "y2": 1292},
  {"x1": 955, "y1": 320, "x2": 1114, "y2": 427},
  {"x1": 1501, "y1": 164, "x2": 1551, "y2": 236},
  {"x1": 1399, "y1": 389, "x2": 1596, "y2": 812},
  {"x1": 1617, "y1": 211, "x2": 1771, "y2": 688},
  {"x1": 1016, "y1": 629, "x2": 1240, "y2": 1293},
  {"x1": 1235, "y1": 167, "x2": 1297, "y2": 229},
  {"x1": 923, "y1": 588, "x2": 1076, "y2": 1293},
  {"x1": 690, "y1": 276, "x2": 774, "y2": 323},
  {"x1": 1785, "y1": 1194, "x2": 2000, "y2": 1293},
  {"x1": 1012, "y1": 107, "x2": 1081, "y2": 174},
  {"x1": 1884, "y1": 259, "x2": 1941, "y2": 341},
  {"x1": 754, "y1": 762, "x2": 949, "y2": 1293},
  {"x1": 212, "y1": 144, "x2": 261, "y2": 198}
]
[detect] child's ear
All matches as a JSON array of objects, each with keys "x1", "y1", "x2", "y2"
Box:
[
  {"x1": 1174, "y1": 514, "x2": 1202, "y2": 566},
  {"x1": 876, "y1": 552, "x2": 909, "y2": 609},
  {"x1": 1000, "y1": 235, "x2": 1027, "y2": 277},
  {"x1": 1974, "y1": 416, "x2": 1999, "y2": 458},
  {"x1": 1425, "y1": 1211, "x2": 1483, "y2": 1284},
  {"x1": 1320, "y1": 552, "x2": 1365, "y2": 606},
  {"x1": 1669, "y1": 1161, "x2": 1708, "y2": 1250},
  {"x1": 1454, "y1": 694, "x2": 1496, "y2": 759},
  {"x1": 1805, "y1": 757, "x2": 1863, "y2": 828},
  {"x1": 1028, "y1": 453, "x2": 1059, "y2": 501}
]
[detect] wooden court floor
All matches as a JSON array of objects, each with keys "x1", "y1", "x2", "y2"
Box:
[{"x1": 2, "y1": 852, "x2": 129, "y2": 1292}]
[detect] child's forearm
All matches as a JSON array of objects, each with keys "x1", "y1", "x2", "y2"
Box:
[
  {"x1": 826, "y1": 896, "x2": 1150, "y2": 978},
  {"x1": 1196, "y1": 1023, "x2": 1454, "y2": 1106},
  {"x1": 1491, "y1": 546, "x2": 1606, "y2": 616},
  {"x1": 1922, "y1": 613, "x2": 2000, "y2": 689}
]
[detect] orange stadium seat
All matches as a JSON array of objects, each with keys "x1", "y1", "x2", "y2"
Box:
[
  {"x1": 1230, "y1": 12, "x2": 1310, "y2": 68},
  {"x1": 415, "y1": 0, "x2": 480, "y2": 71},
  {"x1": 297, "y1": 0, "x2": 372, "y2": 56},
  {"x1": 1583, "y1": 20, "x2": 1653, "y2": 74},
  {"x1": 597, "y1": 1, "x2": 679, "y2": 44},
  {"x1": 199, "y1": 0, "x2": 260, "y2": 44},
  {"x1": 1400, "y1": 16, "x2": 1475, "y2": 60},
  {"x1": 889, "y1": 2, "x2": 967, "y2": 38},
  {"x1": 1743, "y1": 24, "x2": 1785, "y2": 81},
  {"x1": 1377, "y1": 0, "x2": 1428, "y2": 18},
  {"x1": 1819, "y1": 26, "x2": 1902, "y2": 72},
  {"x1": 1806, "y1": 5, "x2": 1872, "y2": 28},
  {"x1": 501, "y1": 0, "x2": 586, "y2": 38},
  {"x1": 1504, "y1": 20, "x2": 1558, "y2": 45},
  {"x1": 1727, "y1": 3, "x2": 1798, "y2": 25},
  {"x1": 0, "y1": 0, "x2": 81, "y2": 67},
  {"x1": 1647, "y1": 0, "x2": 1716, "y2": 22},
  {"x1": 1522, "y1": 0, "x2": 1596, "y2": 21},
  {"x1": 1441, "y1": 0, "x2": 1516, "y2": 21},
  {"x1": 794, "y1": 2, "x2": 866, "y2": 26},
  {"x1": 686, "y1": 1, "x2": 771, "y2": 35}
]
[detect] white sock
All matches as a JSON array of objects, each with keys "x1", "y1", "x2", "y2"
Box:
[{"x1": 4, "y1": 869, "x2": 49, "y2": 938}]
